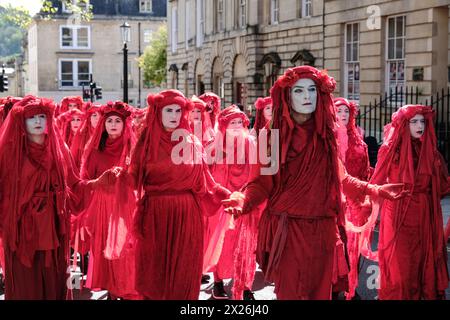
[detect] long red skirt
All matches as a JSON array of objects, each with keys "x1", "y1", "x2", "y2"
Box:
[
  {"x1": 84, "y1": 191, "x2": 139, "y2": 299},
  {"x1": 135, "y1": 192, "x2": 203, "y2": 300},
  {"x1": 257, "y1": 213, "x2": 338, "y2": 300},
  {"x1": 4, "y1": 247, "x2": 67, "y2": 300}
]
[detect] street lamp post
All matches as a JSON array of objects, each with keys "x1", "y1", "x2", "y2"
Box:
[{"x1": 120, "y1": 22, "x2": 131, "y2": 103}]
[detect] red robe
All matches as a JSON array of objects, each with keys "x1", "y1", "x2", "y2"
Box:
[
  {"x1": 377, "y1": 139, "x2": 450, "y2": 299},
  {"x1": 0, "y1": 140, "x2": 87, "y2": 300},
  {"x1": 242, "y1": 119, "x2": 362, "y2": 300},
  {"x1": 82, "y1": 136, "x2": 139, "y2": 299},
  {"x1": 130, "y1": 131, "x2": 229, "y2": 300},
  {"x1": 205, "y1": 138, "x2": 253, "y2": 280}
]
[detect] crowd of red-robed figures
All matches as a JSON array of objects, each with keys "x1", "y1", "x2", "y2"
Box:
[{"x1": 0, "y1": 66, "x2": 449, "y2": 301}]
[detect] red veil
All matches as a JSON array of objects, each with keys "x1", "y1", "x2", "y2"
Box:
[
  {"x1": 253, "y1": 96, "x2": 272, "y2": 136},
  {"x1": 334, "y1": 97, "x2": 371, "y2": 181},
  {"x1": 58, "y1": 108, "x2": 85, "y2": 147},
  {"x1": 57, "y1": 96, "x2": 83, "y2": 116},
  {"x1": 70, "y1": 102, "x2": 102, "y2": 169},
  {"x1": 199, "y1": 92, "x2": 221, "y2": 129},
  {"x1": 0, "y1": 95, "x2": 78, "y2": 271},
  {"x1": 190, "y1": 95, "x2": 215, "y2": 145},
  {"x1": 80, "y1": 101, "x2": 136, "y2": 259}
]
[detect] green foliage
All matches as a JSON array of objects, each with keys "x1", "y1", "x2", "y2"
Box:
[
  {"x1": 0, "y1": 5, "x2": 31, "y2": 58},
  {"x1": 40, "y1": 0, "x2": 93, "y2": 21},
  {"x1": 139, "y1": 25, "x2": 168, "y2": 87}
]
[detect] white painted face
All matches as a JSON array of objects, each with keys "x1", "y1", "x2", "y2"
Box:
[
  {"x1": 227, "y1": 118, "x2": 244, "y2": 136},
  {"x1": 189, "y1": 108, "x2": 202, "y2": 123},
  {"x1": 336, "y1": 105, "x2": 350, "y2": 127},
  {"x1": 290, "y1": 78, "x2": 317, "y2": 114},
  {"x1": 90, "y1": 111, "x2": 100, "y2": 129},
  {"x1": 263, "y1": 104, "x2": 272, "y2": 122},
  {"x1": 161, "y1": 104, "x2": 182, "y2": 130},
  {"x1": 70, "y1": 116, "x2": 82, "y2": 133},
  {"x1": 25, "y1": 114, "x2": 47, "y2": 136},
  {"x1": 409, "y1": 114, "x2": 425, "y2": 139}
]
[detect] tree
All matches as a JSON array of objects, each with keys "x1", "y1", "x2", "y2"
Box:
[{"x1": 139, "y1": 25, "x2": 168, "y2": 87}]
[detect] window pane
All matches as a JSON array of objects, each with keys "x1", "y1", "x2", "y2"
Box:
[
  {"x1": 352, "y1": 44, "x2": 358, "y2": 62},
  {"x1": 346, "y1": 44, "x2": 351, "y2": 62},
  {"x1": 61, "y1": 61, "x2": 73, "y2": 86},
  {"x1": 396, "y1": 16, "x2": 404, "y2": 37},
  {"x1": 397, "y1": 61, "x2": 404, "y2": 81},
  {"x1": 77, "y1": 28, "x2": 89, "y2": 47},
  {"x1": 388, "y1": 39, "x2": 395, "y2": 60},
  {"x1": 62, "y1": 28, "x2": 73, "y2": 47},
  {"x1": 77, "y1": 61, "x2": 90, "y2": 86},
  {"x1": 395, "y1": 38, "x2": 403, "y2": 59},
  {"x1": 389, "y1": 62, "x2": 397, "y2": 81},
  {"x1": 346, "y1": 24, "x2": 352, "y2": 43},
  {"x1": 353, "y1": 23, "x2": 358, "y2": 42},
  {"x1": 388, "y1": 18, "x2": 395, "y2": 38}
]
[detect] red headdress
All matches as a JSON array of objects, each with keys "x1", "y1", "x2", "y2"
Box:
[
  {"x1": 0, "y1": 95, "x2": 75, "y2": 266},
  {"x1": 199, "y1": 92, "x2": 221, "y2": 127},
  {"x1": 70, "y1": 102, "x2": 103, "y2": 169},
  {"x1": 130, "y1": 89, "x2": 193, "y2": 196},
  {"x1": 0, "y1": 96, "x2": 22, "y2": 126},
  {"x1": 190, "y1": 95, "x2": 215, "y2": 145},
  {"x1": 58, "y1": 96, "x2": 84, "y2": 116},
  {"x1": 58, "y1": 108, "x2": 86, "y2": 146},
  {"x1": 253, "y1": 96, "x2": 272, "y2": 135},
  {"x1": 268, "y1": 65, "x2": 343, "y2": 219},
  {"x1": 270, "y1": 66, "x2": 337, "y2": 163},
  {"x1": 80, "y1": 101, "x2": 134, "y2": 179},
  {"x1": 217, "y1": 105, "x2": 250, "y2": 134},
  {"x1": 334, "y1": 97, "x2": 370, "y2": 180}
]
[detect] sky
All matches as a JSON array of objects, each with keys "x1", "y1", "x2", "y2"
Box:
[{"x1": 0, "y1": 0, "x2": 42, "y2": 15}]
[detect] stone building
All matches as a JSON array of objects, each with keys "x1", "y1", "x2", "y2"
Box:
[
  {"x1": 25, "y1": 0, "x2": 166, "y2": 106},
  {"x1": 166, "y1": 0, "x2": 450, "y2": 110}
]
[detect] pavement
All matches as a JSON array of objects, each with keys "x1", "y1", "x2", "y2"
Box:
[{"x1": 1, "y1": 197, "x2": 450, "y2": 300}]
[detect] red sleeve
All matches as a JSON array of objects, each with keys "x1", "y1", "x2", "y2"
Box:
[{"x1": 242, "y1": 163, "x2": 273, "y2": 214}]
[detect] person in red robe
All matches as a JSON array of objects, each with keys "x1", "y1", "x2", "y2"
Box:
[
  {"x1": 189, "y1": 95, "x2": 215, "y2": 146},
  {"x1": 203, "y1": 105, "x2": 259, "y2": 300},
  {"x1": 0, "y1": 95, "x2": 113, "y2": 300},
  {"x1": 118, "y1": 89, "x2": 230, "y2": 300},
  {"x1": 222, "y1": 66, "x2": 408, "y2": 300},
  {"x1": 58, "y1": 108, "x2": 85, "y2": 148},
  {"x1": 56, "y1": 96, "x2": 83, "y2": 116},
  {"x1": 70, "y1": 102, "x2": 102, "y2": 170},
  {"x1": 250, "y1": 97, "x2": 272, "y2": 138},
  {"x1": 130, "y1": 107, "x2": 147, "y2": 138},
  {"x1": 360, "y1": 105, "x2": 450, "y2": 299},
  {"x1": 199, "y1": 92, "x2": 221, "y2": 130},
  {"x1": 79, "y1": 101, "x2": 139, "y2": 300},
  {"x1": 333, "y1": 97, "x2": 372, "y2": 300}
]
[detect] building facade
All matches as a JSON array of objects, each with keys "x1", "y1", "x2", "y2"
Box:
[
  {"x1": 25, "y1": 0, "x2": 166, "y2": 107},
  {"x1": 166, "y1": 0, "x2": 450, "y2": 111}
]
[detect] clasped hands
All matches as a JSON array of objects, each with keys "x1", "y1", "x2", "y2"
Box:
[
  {"x1": 221, "y1": 191, "x2": 246, "y2": 217},
  {"x1": 91, "y1": 166, "x2": 126, "y2": 191}
]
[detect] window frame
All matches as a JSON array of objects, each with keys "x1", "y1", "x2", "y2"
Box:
[
  {"x1": 60, "y1": 25, "x2": 91, "y2": 49},
  {"x1": 301, "y1": 0, "x2": 312, "y2": 18},
  {"x1": 344, "y1": 22, "x2": 360, "y2": 102},
  {"x1": 139, "y1": 0, "x2": 153, "y2": 13},
  {"x1": 58, "y1": 58, "x2": 92, "y2": 90},
  {"x1": 385, "y1": 15, "x2": 406, "y2": 98},
  {"x1": 270, "y1": 0, "x2": 279, "y2": 25}
]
